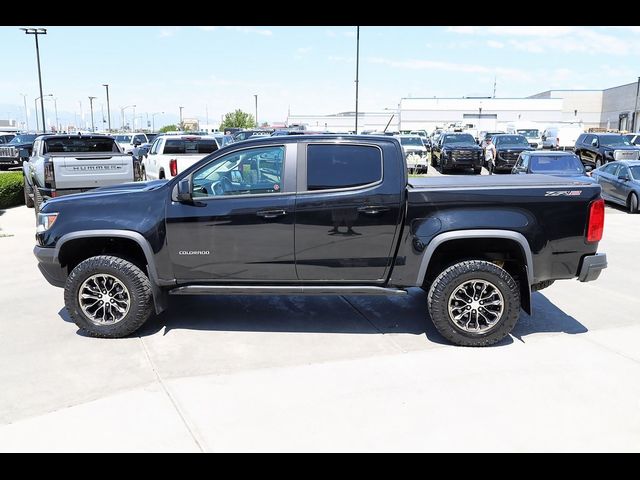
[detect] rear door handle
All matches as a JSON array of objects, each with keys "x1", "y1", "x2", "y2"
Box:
[
  {"x1": 256, "y1": 209, "x2": 287, "y2": 219},
  {"x1": 357, "y1": 205, "x2": 389, "y2": 215}
]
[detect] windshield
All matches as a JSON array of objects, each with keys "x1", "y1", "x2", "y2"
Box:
[
  {"x1": 517, "y1": 129, "x2": 540, "y2": 138},
  {"x1": 494, "y1": 135, "x2": 529, "y2": 147},
  {"x1": 44, "y1": 137, "x2": 120, "y2": 153},
  {"x1": 629, "y1": 165, "x2": 640, "y2": 180},
  {"x1": 8, "y1": 134, "x2": 37, "y2": 145},
  {"x1": 443, "y1": 134, "x2": 475, "y2": 144},
  {"x1": 114, "y1": 135, "x2": 132, "y2": 143},
  {"x1": 529, "y1": 154, "x2": 585, "y2": 174},
  {"x1": 164, "y1": 138, "x2": 219, "y2": 154},
  {"x1": 599, "y1": 135, "x2": 632, "y2": 147},
  {"x1": 400, "y1": 137, "x2": 424, "y2": 146}
]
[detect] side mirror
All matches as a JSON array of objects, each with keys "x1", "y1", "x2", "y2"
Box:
[
  {"x1": 541, "y1": 135, "x2": 546, "y2": 141},
  {"x1": 133, "y1": 140, "x2": 141, "y2": 147},
  {"x1": 585, "y1": 165, "x2": 593, "y2": 172},
  {"x1": 591, "y1": 139, "x2": 598, "y2": 147},
  {"x1": 619, "y1": 174, "x2": 630, "y2": 182},
  {"x1": 177, "y1": 178, "x2": 192, "y2": 202}
]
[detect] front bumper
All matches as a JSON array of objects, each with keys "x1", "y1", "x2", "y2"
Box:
[
  {"x1": 33, "y1": 245, "x2": 67, "y2": 288},
  {"x1": 578, "y1": 253, "x2": 607, "y2": 282},
  {"x1": 0, "y1": 157, "x2": 20, "y2": 166}
]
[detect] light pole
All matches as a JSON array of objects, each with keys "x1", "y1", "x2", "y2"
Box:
[
  {"x1": 120, "y1": 105, "x2": 135, "y2": 130},
  {"x1": 88, "y1": 96, "x2": 97, "y2": 132},
  {"x1": 34, "y1": 94, "x2": 52, "y2": 133},
  {"x1": 19, "y1": 93, "x2": 29, "y2": 131},
  {"x1": 179, "y1": 106, "x2": 184, "y2": 129},
  {"x1": 151, "y1": 112, "x2": 164, "y2": 132},
  {"x1": 132, "y1": 105, "x2": 136, "y2": 131},
  {"x1": 354, "y1": 26, "x2": 360, "y2": 134},
  {"x1": 21, "y1": 28, "x2": 47, "y2": 133},
  {"x1": 44, "y1": 96, "x2": 59, "y2": 132},
  {"x1": 102, "y1": 84, "x2": 112, "y2": 132},
  {"x1": 254, "y1": 94, "x2": 258, "y2": 127}
]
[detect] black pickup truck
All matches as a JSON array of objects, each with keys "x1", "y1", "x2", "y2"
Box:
[{"x1": 33, "y1": 135, "x2": 607, "y2": 346}]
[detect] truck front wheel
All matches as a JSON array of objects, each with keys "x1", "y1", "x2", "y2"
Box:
[
  {"x1": 64, "y1": 255, "x2": 154, "y2": 338},
  {"x1": 427, "y1": 260, "x2": 520, "y2": 346}
]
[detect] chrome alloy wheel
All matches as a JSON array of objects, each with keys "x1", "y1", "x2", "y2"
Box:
[
  {"x1": 447, "y1": 279, "x2": 504, "y2": 333},
  {"x1": 78, "y1": 274, "x2": 131, "y2": 325}
]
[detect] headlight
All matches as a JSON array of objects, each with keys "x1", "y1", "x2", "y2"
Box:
[{"x1": 36, "y1": 212, "x2": 59, "y2": 233}]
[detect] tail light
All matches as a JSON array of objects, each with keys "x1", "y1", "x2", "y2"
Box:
[
  {"x1": 44, "y1": 162, "x2": 54, "y2": 184},
  {"x1": 169, "y1": 159, "x2": 177, "y2": 177},
  {"x1": 586, "y1": 198, "x2": 605, "y2": 243}
]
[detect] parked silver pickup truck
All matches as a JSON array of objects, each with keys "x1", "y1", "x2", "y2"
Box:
[{"x1": 23, "y1": 134, "x2": 137, "y2": 213}]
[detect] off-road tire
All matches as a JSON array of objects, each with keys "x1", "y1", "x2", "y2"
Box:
[
  {"x1": 427, "y1": 260, "x2": 521, "y2": 347},
  {"x1": 23, "y1": 178, "x2": 34, "y2": 208},
  {"x1": 64, "y1": 255, "x2": 153, "y2": 338}
]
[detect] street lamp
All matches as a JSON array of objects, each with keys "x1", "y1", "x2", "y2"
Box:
[
  {"x1": 19, "y1": 93, "x2": 29, "y2": 131},
  {"x1": 254, "y1": 94, "x2": 258, "y2": 127},
  {"x1": 44, "y1": 96, "x2": 59, "y2": 132},
  {"x1": 88, "y1": 96, "x2": 97, "y2": 132},
  {"x1": 20, "y1": 27, "x2": 47, "y2": 133},
  {"x1": 179, "y1": 106, "x2": 184, "y2": 129},
  {"x1": 120, "y1": 104, "x2": 135, "y2": 130},
  {"x1": 151, "y1": 111, "x2": 164, "y2": 132},
  {"x1": 102, "y1": 84, "x2": 111, "y2": 132},
  {"x1": 34, "y1": 94, "x2": 52, "y2": 133}
]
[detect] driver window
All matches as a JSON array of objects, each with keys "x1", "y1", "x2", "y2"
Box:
[
  {"x1": 149, "y1": 138, "x2": 162, "y2": 155},
  {"x1": 191, "y1": 145, "x2": 285, "y2": 198}
]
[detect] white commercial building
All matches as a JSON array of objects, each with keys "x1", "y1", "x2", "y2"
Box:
[
  {"x1": 286, "y1": 111, "x2": 399, "y2": 133},
  {"x1": 527, "y1": 90, "x2": 603, "y2": 128},
  {"x1": 398, "y1": 97, "x2": 563, "y2": 133}
]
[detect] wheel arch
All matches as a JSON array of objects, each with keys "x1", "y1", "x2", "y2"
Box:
[
  {"x1": 54, "y1": 230, "x2": 167, "y2": 314},
  {"x1": 417, "y1": 230, "x2": 533, "y2": 314}
]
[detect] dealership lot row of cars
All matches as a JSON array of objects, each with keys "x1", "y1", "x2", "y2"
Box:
[{"x1": 2, "y1": 125, "x2": 640, "y2": 215}]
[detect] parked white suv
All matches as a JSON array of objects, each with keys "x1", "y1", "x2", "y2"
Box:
[
  {"x1": 541, "y1": 126, "x2": 584, "y2": 151},
  {"x1": 142, "y1": 135, "x2": 220, "y2": 180},
  {"x1": 114, "y1": 133, "x2": 150, "y2": 154}
]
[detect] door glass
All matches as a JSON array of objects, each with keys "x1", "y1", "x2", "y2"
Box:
[
  {"x1": 306, "y1": 144, "x2": 382, "y2": 191},
  {"x1": 192, "y1": 145, "x2": 285, "y2": 197}
]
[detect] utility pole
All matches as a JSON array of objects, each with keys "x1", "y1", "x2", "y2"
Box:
[
  {"x1": 179, "y1": 106, "x2": 184, "y2": 129},
  {"x1": 21, "y1": 28, "x2": 47, "y2": 133},
  {"x1": 20, "y1": 93, "x2": 29, "y2": 131},
  {"x1": 205, "y1": 104, "x2": 209, "y2": 127},
  {"x1": 151, "y1": 112, "x2": 164, "y2": 132},
  {"x1": 354, "y1": 26, "x2": 360, "y2": 134},
  {"x1": 132, "y1": 105, "x2": 136, "y2": 131},
  {"x1": 493, "y1": 76, "x2": 497, "y2": 98},
  {"x1": 254, "y1": 94, "x2": 258, "y2": 127},
  {"x1": 88, "y1": 96, "x2": 96, "y2": 132},
  {"x1": 102, "y1": 84, "x2": 112, "y2": 132},
  {"x1": 634, "y1": 76, "x2": 640, "y2": 132}
]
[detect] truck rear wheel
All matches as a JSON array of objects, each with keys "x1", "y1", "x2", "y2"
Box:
[
  {"x1": 64, "y1": 255, "x2": 154, "y2": 338},
  {"x1": 23, "y1": 178, "x2": 34, "y2": 208},
  {"x1": 427, "y1": 260, "x2": 520, "y2": 347}
]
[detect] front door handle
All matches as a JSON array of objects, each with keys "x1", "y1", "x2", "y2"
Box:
[
  {"x1": 256, "y1": 209, "x2": 287, "y2": 219},
  {"x1": 357, "y1": 205, "x2": 390, "y2": 215}
]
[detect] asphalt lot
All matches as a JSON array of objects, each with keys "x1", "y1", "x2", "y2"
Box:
[{"x1": 0, "y1": 170, "x2": 639, "y2": 452}]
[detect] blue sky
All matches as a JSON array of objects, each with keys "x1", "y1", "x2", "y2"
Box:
[{"x1": 2, "y1": 26, "x2": 640, "y2": 130}]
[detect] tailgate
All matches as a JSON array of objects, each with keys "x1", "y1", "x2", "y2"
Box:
[{"x1": 53, "y1": 153, "x2": 134, "y2": 189}]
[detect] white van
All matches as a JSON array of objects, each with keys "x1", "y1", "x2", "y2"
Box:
[
  {"x1": 541, "y1": 125, "x2": 584, "y2": 150},
  {"x1": 505, "y1": 121, "x2": 543, "y2": 149}
]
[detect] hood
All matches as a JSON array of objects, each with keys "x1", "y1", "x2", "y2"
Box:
[
  {"x1": 43, "y1": 180, "x2": 168, "y2": 208},
  {"x1": 496, "y1": 145, "x2": 531, "y2": 151},
  {"x1": 443, "y1": 143, "x2": 481, "y2": 150}
]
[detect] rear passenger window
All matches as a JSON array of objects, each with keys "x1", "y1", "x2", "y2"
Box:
[{"x1": 306, "y1": 144, "x2": 382, "y2": 191}]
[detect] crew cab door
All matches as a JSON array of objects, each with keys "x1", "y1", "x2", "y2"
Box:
[
  {"x1": 165, "y1": 143, "x2": 297, "y2": 281},
  {"x1": 294, "y1": 141, "x2": 403, "y2": 282}
]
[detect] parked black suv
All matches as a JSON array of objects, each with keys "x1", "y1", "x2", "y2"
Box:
[
  {"x1": 0, "y1": 133, "x2": 40, "y2": 170},
  {"x1": 431, "y1": 132, "x2": 483, "y2": 174},
  {"x1": 574, "y1": 133, "x2": 640, "y2": 168},
  {"x1": 491, "y1": 134, "x2": 534, "y2": 173}
]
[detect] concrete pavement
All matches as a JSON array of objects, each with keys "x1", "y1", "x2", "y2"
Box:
[{"x1": 0, "y1": 182, "x2": 639, "y2": 452}]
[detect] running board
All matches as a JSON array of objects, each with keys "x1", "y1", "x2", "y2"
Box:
[{"x1": 169, "y1": 285, "x2": 407, "y2": 296}]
